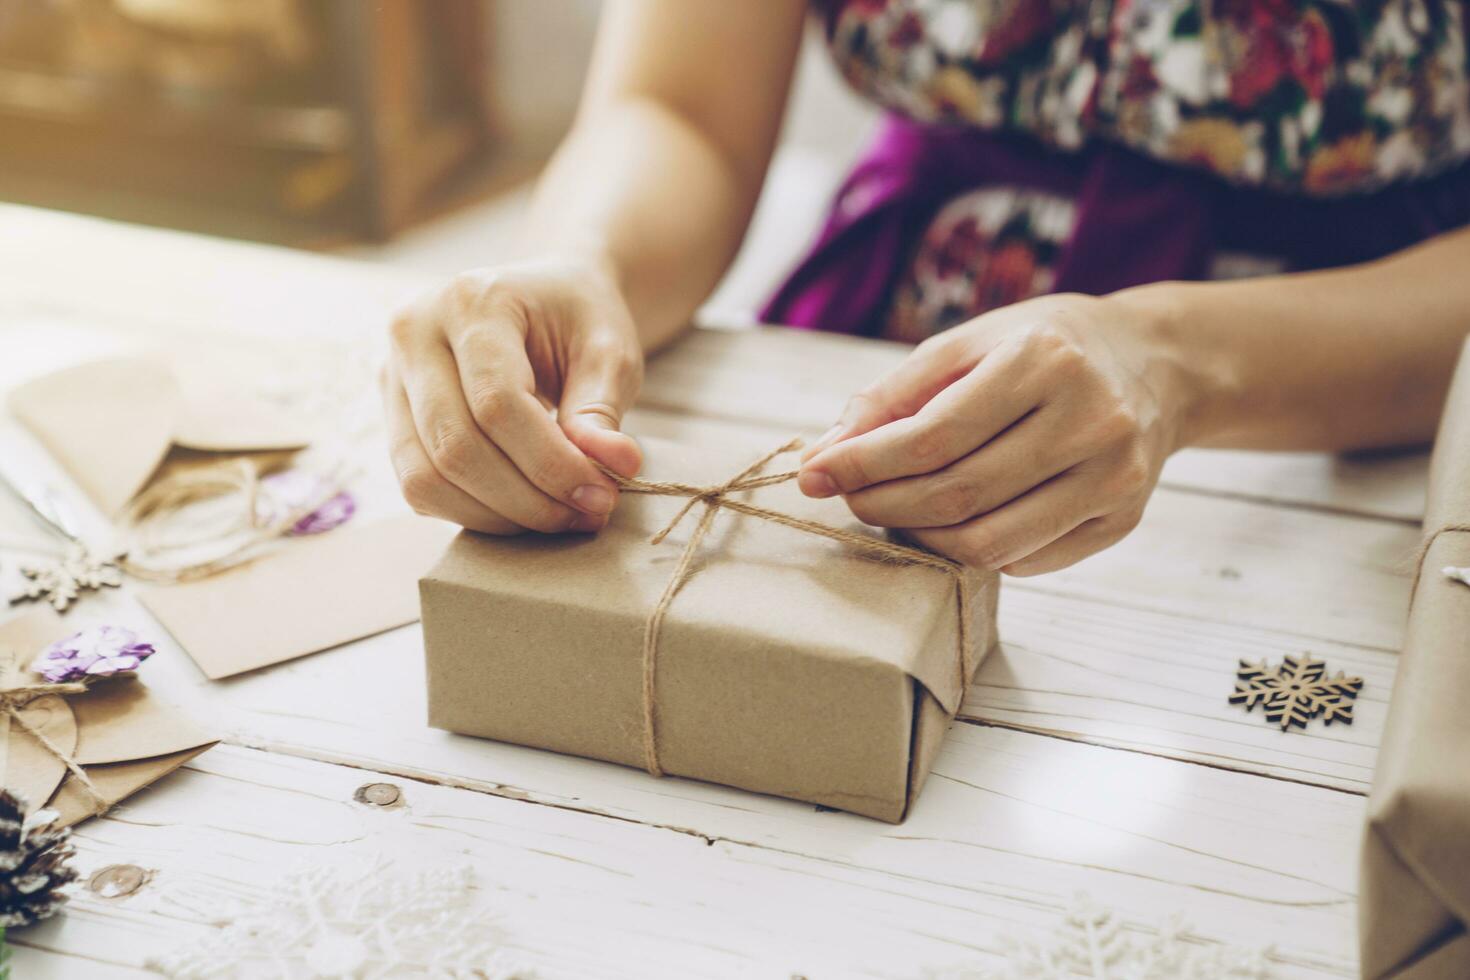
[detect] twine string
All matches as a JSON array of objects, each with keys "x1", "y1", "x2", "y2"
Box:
[
  {"x1": 120, "y1": 457, "x2": 353, "y2": 583},
  {"x1": 0, "y1": 676, "x2": 109, "y2": 815},
  {"x1": 1410, "y1": 521, "x2": 1470, "y2": 597},
  {"x1": 598, "y1": 440, "x2": 972, "y2": 778}
]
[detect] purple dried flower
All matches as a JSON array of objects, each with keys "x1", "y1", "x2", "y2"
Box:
[
  {"x1": 259, "y1": 470, "x2": 356, "y2": 536},
  {"x1": 32, "y1": 626, "x2": 155, "y2": 683},
  {"x1": 289, "y1": 491, "x2": 356, "y2": 535}
]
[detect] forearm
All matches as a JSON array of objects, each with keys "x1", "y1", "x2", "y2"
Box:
[
  {"x1": 1115, "y1": 227, "x2": 1470, "y2": 451},
  {"x1": 520, "y1": 99, "x2": 759, "y2": 353},
  {"x1": 514, "y1": 1, "x2": 804, "y2": 354}
]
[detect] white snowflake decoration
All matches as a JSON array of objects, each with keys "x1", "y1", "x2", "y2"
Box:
[
  {"x1": 146, "y1": 857, "x2": 534, "y2": 979},
  {"x1": 927, "y1": 895, "x2": 1276, "y2": 980},
  {"x1": 8, "y1": 544, "x2": 121, "y2": 613}
]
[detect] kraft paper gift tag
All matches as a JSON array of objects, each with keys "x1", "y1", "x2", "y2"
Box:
[
  {"x1": 8, "y1": 353, "x2": 312, "y2": 517},
  {"x1": 140, "y1": 514, "x2": 457, "y2": 679},
  {"x1": 1360, "y1": 338, "x2": 1470, "y2": 979},
  {"x1": 421, "y1": 436, "x2": 1001, "y2": 823},
  {"x1": 0, "y1": 608, "x2": 217, "y2": 827}
]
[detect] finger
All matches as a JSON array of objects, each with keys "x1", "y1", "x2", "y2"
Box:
[
  {"x1": 998, "y1": 512, "x2": 1139, "y2": 577},
  {"x1": 381, "y1": 368, "x2": 539, "y2": 534},
  {"x1": 907, "y1": 472, "x2": 1099, "y2": 571},
  {"x1": 844, "y1": 410, "x2": 1089, "y2": 528},
  {"x1": 801, "y1": 334, "x2": 976, "y2": 462},
  {"x1": 557, "y1": 330, "x2": 644, "y2": 479},
  {"x1": 801, "y1": 335, "x2": 1042, "y2": 497},
  {"x1": 399, "y1": 341, "x2": 587, "y2": 533},
  {"x1": 450, "y1": 319, "x2": 623, "y2": 516}
]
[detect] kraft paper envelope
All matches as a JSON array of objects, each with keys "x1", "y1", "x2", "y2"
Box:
[
  {"x1": 1360, "y1": 338, "x2": 1470, "y2": 979},
  {"x1": 140, "y1": 515, "x2": 457, "y2": 679},
  {"x1": 421, "y1": 437, "x2": 1001, "y2": 823},
  {"x1": 8, "y1": 354, "x2": 312, "y2": 517},
  {"x1": 0, "y1": 608, "x2": 217, "y2": 828}
]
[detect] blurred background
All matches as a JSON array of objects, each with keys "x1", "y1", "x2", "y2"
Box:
[{"x1": 0, "y1": 0, "x2": 878, "y2": 320}]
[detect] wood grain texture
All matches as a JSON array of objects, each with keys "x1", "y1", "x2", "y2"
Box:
[
  {"x1": 0, "y1": 204, "x2": 424, "y2": 345},
  {"x1": 0, "y1": 204, "x2": 1427, "y2": 977},
  {"x1": 2, "y1": 478, "x2": 1383, "y2": 974},
  {"x1": 0, "y1": 202, "x2": 1430, "y2": 522},
  {"x1": 9, "y1": 394, "x2": 1399, "y2": 810},
  {"x1": 637, "y1": 326, "x2": 1431, "y2": 523},
  {"x1": 978, "y1": 588, "x2": 1393, "y2": 792},
  {"x1": 627, "y1": 406, "x2": 1406, "y2": 791},
  {"x1": 13, "y1": 742, "x2": 1359, "y2": 979},
  {"x1": 1160, "y1": 448, "x2": 1427, "y2": 524},
  {"x1": 628, "y1": 404, "x2": 1420, "y2": 648}
]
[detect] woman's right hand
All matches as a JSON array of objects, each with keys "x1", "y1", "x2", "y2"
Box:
[{"x1": 381, "y1": 256, "x2": 645, "y2": 535}]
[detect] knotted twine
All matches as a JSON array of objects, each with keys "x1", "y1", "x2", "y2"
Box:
[
  {"x1": 0, "y1": 664, "x2": 109, "y2": 817},
  {"x1": 598, "y1": 439, "x2": 973, "y2": 778}
]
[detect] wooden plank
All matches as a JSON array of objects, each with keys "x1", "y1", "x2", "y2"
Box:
[
  {"x1": 0, "y1": 204, "x2": 1429, "y2": 522},
  {"x1": 5, "y1": 410, "x2": 1381, "y2": 859},
  {"x1": 11, "y1": 742, "x2": 1358, "y2": 979},
  {"x1": 631, "y1": 405, "x2": 1418, "y2": 650},
  {"x1": 641, "y1": 325, "x2": 1430, "y2": 523},
  {"x1": 0, "y1": 348, "x2": 1408, "y2": 826},
  {"x1": 9, "y1": 948, "x2": 148, "y2": 980},
  {"x1": 0, "y1": 206, "x2": 1404, "y2": 977},
  {"x1": 74, "y1": 539, "x2": 1390, "y2": 816},
  {"x1": 106, "y1": 546, "x2": 1393, "y2": 811},
  {"x1": 1021, "y1": 487, "x2": 1415, "y2": 652},
  {"x1": 0, "y1": 204, "x2": 426, "y2": 344},
  {"x1": 0, "y1": 396, "x2": 1405, "y2": 809},
  {"x1": 980, "y1": 588, "x2": 1394, "y2": 792},
  {"x1": 632, "y1": 396, "x2": 1400, "y2": 793},
  {"x1": 1160, "y1": 448, "x2": 1427, "y2": 525}
]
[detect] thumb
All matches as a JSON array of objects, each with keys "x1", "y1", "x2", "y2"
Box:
[
  {"x1": 558, "y1": 337, "x2": 643, "y2": 479},
  {"x1": 801, "y1": 336, "x2": 973, "y2": 462}
]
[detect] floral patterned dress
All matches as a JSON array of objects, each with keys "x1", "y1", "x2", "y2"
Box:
[{"x1": 766, "y1": 0, "x2": 1470, "y2": 341}]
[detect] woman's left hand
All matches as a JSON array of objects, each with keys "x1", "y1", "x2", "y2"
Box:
[{"x1": 797, "y1": 292, "x2": 1191, "y2": 576}]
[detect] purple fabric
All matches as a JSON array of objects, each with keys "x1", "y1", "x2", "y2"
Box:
[{"x1": 761, "y1": 114, "x2": 1470, "y2": 335}]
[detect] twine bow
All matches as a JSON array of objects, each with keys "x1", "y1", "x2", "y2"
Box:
[
  {"x1": 0, "y1": 664, "x2": 109, "y2": 816},
  {"x1": 599, "y1": 439, "x2": 974, "y2": 778}
]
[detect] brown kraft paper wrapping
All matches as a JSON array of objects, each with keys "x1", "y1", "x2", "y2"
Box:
[
  {"x1": 1360, "y1": 338, "x2": 1470, "y2": 979},
  {"x1": 420, "y1": 438, "x2": 1000, "y2": 823},
  {"x1": 0, "y1": 608, "x2": 217, "y2": 828}
]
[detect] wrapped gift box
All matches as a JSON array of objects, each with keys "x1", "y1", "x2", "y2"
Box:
[
  {"x1": 420, "y1": 438, "x2": 1000, "y2": 822},
  {"x1": 1360, "y1": 339, "x2": 1470, "y2": 978}
]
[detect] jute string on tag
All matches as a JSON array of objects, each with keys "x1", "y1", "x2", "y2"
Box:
[
  {"x1": 119, "y1": 457, "x2": 351, "y2": 583},
  {"x1": 599, "y1": 439, "x2": 973, "y2": 778},
  {"x1": 0, "y1": 657, "x2": 109, "y2": 816}
]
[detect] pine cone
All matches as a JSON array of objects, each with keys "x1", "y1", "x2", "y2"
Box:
[{"x1": 0, "y1": 790, "x2": 79, "y2": 928}]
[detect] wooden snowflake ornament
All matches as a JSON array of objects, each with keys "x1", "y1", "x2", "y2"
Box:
[
  {"x1": 8, "y1": 544, "x2": 122, "y2": 613},
  {"x1": 1229, "y1": 654, "x2": 1363, "y2": 731}
]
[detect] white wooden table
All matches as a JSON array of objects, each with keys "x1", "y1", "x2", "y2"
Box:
[{"x1": 0, "y1": 205, "x2": 1427, "y2": 979}]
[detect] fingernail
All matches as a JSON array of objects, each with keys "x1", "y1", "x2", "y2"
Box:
[
  {"x1": 569, "y1": 512, "x2": 605, "y2": 533},
  {"x1": 574, "y1": 403, "x2": 620, "y2": 431},
  {"x1": 808, "y1": 424, "x2": 843, "y2": 456},
  {"x1": 571, "y1": 484, "x2": 614, "y2": 514},
  {"x1": 799, "y1": 470, "x2": 838, "y2": 498}
]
